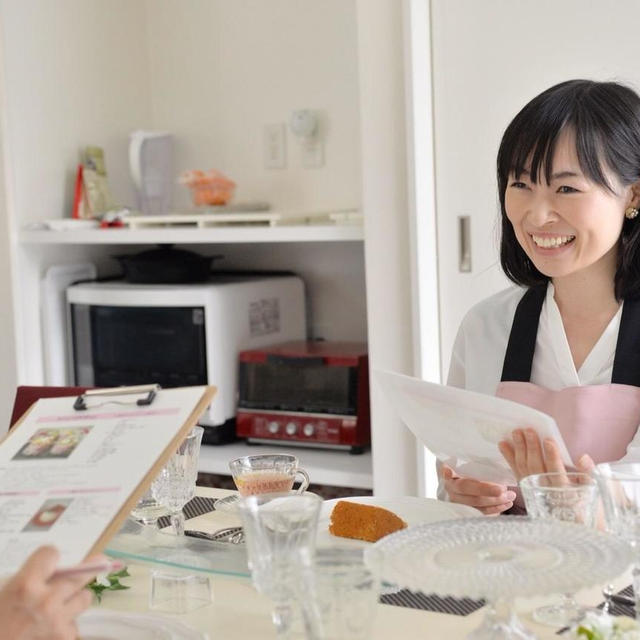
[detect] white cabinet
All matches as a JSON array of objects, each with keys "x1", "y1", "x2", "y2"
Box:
[{"x1": 15, "y1": 224, "x2": 371, "y2": 488}]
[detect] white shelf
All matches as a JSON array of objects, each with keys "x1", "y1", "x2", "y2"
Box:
[
  {"x1": 198, "y1": 442, "x2": 372, "y2": 490},
  {"x1": 18, "y1": 225, "x2": 364, "y2": 245}
]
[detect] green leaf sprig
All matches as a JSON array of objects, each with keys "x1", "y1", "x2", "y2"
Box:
[{"x1": 86, "y1": 566, "x2": 130, "y2": 602}]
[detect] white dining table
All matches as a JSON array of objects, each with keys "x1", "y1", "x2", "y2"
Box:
[{"x1": 94, "y1": 487, "x2": 632, "y2": 639}]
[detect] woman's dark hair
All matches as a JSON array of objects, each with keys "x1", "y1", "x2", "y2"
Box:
[{"x1": 498, "y1": 79, "x2": 640, "y2": 300}]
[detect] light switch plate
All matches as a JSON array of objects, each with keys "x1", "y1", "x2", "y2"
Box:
[{"x1": 263, "y1": 123, "x2": 286, "y2": 169}]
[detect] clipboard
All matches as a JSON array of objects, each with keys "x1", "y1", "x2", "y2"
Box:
[{"x1": 0, "y1": 384, "x2": 216, "y2": 574}]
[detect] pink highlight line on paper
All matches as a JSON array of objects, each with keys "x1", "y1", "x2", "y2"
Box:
[
  {"x1": 37, "y1": 407, "x2": 181, "y2": 423},
  {"x1": 48, "y1": 487, "x2": 121, "y2": 495},
  {"x1": 0, "y1": 490, "x2": 40, "y2": 497}
]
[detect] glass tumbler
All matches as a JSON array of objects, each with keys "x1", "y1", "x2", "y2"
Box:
[
  {"x1": 594, "y1": 462, "x2": 640, "y2": 619},
  {"x1": 310, "y1": 548, "x2": 381, "y2": 640},
  {"x1": 520, "y1": 471, "x2": 599, "y2": 627},
  {"x1": 237, "y1": 491, "x2": 322, "y2": 639}
]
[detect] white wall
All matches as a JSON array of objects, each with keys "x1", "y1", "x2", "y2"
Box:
[
  {"x1": 0, "y1": 0, "x2": 152, "y2": 225},
  {"x1": 432, "y1": 0, "x2": 640, "y2": 377},
  {"x1": 0, "y1": 36, "x2": 16, "y2": 428},
  {"x1": 144, "y1": 0, "x2": 361, "y2": 214},
  {"x1": 0, "y1": 0, "x2": 153, "y2": 425},
  {"x1": 357, "y1": 0, "x2": 417, "y2": 496}
]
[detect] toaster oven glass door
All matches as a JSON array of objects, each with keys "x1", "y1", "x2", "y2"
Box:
[
  {"x1": 238, "y1": 360, "x2": 357, "y2": 415},
  {"x1": 71, "y1": 304, "x2": 207, "y2": 388}
]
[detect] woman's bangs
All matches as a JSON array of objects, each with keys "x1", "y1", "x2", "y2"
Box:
[
  {"x1": 505, "y1": 127, "x2": 559, "y2": 185},
  {"x1": 573, "y1": 119, "x2": 615, "y2": 191}
]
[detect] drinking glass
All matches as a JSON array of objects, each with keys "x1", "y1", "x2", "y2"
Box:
[
  {"x1": 594, "y1": 462, "x2": 640, "y2": 619},
  {"x1": 311, "y1": 548, "x2": 382, "y2": 640},
  {"x1": 237, "y1": 491, "x2": 322, "y2": 639},
  {"x1": 151, "y1": 426, "x2": 204, "y2": 536},
  {"x1": 130, "y1": 488, "x2": 167, "y2": 526},
  {"x1": 230, "y1": 453, "x2": 310, "y2": 496},
  {"x1": 520, "y1": 472, "x2": 598, "y2": 627}
]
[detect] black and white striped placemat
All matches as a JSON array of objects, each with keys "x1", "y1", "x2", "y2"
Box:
[
  {"x1": 600, "y1": 585, "x2": 634, "y2": 618},
  {"x1": 380, "y1": 589, "x2": 485, "y2": 616},
  {"x1": 157, "y1": 495, "x2": 217, "y2": 529}
]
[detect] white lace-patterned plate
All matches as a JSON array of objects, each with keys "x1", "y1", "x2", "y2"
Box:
[
  {"x1": 367, "y1": 516, "x2": 632, "y2": 601},
  {"x1": 77, "y1": 609, "x2": 207, "y2": 640},
  {"x1": 317, "y1": 496, "x2": 481, "y2": 549}
]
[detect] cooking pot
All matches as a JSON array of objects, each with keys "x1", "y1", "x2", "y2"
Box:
[{"x1": 114, "y1": 245, "x2": 223, "y2": 283}]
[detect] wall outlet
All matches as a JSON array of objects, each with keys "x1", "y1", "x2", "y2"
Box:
[
  {"x1": 302, "y1": 138, "x2": 324, "y2": 169},
  {"x1": 263, "y1": 123, "x2": 286, "y2": 169}
]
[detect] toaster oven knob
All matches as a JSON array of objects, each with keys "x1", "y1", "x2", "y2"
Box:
[
  {"x1": 303, "y1": 423, "x2": 315, "y2": 437},
  {"x1": 285, "y1": 422, "x2": 297, "y2": 436},
  {"x1": 268, "y1": 421, "x2": 280, "y2": 434}
]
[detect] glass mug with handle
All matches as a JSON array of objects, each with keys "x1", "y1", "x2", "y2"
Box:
[
  {"x1": 215, "y1": 453, "x2": 311, "y2": 513},
  {"x1": 230, "y1": 454, "x2": 310, "y2": 496}
]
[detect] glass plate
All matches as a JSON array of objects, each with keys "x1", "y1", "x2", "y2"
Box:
[
  {"x1": 366, "y1": 516, "x2": 632, "y2": 601},
  {"x1": 106, "y1": 518, "x2": 249, "y2": 577},
  {"x1": 77, "y1": 609, "x2": 206, "y2": 639},
  {"x1": 214, "y1": 494, "x2": 239, "y2": 512},
  {"x1": 317, "y1": 496, "x2": 481, "y2": 549}
]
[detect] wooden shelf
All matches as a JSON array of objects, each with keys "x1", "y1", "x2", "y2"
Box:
[
  {"x1": 198, "y1": 441, "x2": 373, "y2": 489},
  {"x1": 18, "y1": 225, "x2": 364, "y2": 245}
]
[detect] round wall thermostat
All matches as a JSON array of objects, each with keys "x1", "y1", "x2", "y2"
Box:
[{"x1": 290, "y1": 110, "x2": 318, "y2": 138}]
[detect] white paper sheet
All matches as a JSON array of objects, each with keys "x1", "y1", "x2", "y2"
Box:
[
  {"x1": 0, "y1": 386, "x2": 211, "y2": 576},
  {"x1": 375, "y1": 369, "x2": 573, "y2": 485}
]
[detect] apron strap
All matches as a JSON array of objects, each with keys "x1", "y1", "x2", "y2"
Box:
[
  {"x1": 612, "y1": 296, "x2": 640, "y2": 386},
  {"x1": 500, "y1": 286, "x2": 546, "y2": 382}
]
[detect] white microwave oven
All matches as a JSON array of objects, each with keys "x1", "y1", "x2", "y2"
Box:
[{"x1": 66, "y1": 275, "x2": 306, "y2": 443}]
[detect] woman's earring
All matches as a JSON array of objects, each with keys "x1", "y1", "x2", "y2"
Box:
[{"x1": 626, "y1": 206, "x2": 639, "y2": 219}]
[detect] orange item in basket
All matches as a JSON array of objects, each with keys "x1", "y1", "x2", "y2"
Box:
[
  {"x1": 179, "y1": 169, "x2": 236, "y2": 206},
  {"x1": 329, "y1": 500, "x2": 407, "y2": 543}
]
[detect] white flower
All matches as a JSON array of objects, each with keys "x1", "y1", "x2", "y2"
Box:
[
  {"x1": 95, "y1": 572, "x2": 111, "y2": 587},
  {"x1": 573, "y1": 612, "x2": 640, "y2": 639}
]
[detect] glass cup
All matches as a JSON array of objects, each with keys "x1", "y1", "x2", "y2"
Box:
[
  {"x1": 237, "y1": 491, "x2": 322, "y2": 639},
  {"x1": 151, "y1": 426, "x2": 204, "y2": 536},
  {"x1": 130, "y1": 487, "x2": 168, "y2": 526},
  {"x1": 149, "y1": 570, "x2": 211, "y2": 614},
  {"x1": 520, "y1": 472, "x2": 599, "y2": 627},
  {"x1": 310, "y1": 548, "x2": 381, "y2": 640},
  {"x1": 594, "y1": 462, "x2": 640, "y2": 619},
  {"x1": 229, "y1": 454, "x2": 310, "y2": 496}
]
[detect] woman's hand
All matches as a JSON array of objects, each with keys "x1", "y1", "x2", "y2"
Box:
[
  {"x1": 0, "y1": 546, "x2": 97, "y2": 640},
  {"x1": 442, "y1": 465, "x2": 516, "y2": 515},
  {"x1": 498, "y1": 427, "x2": 595, "y2": 481}
]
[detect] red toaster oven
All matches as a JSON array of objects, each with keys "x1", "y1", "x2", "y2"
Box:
[{"x1": 235, "y1": 341, "x2": 370, "y2": 454}]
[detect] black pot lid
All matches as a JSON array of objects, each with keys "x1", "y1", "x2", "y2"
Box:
[{"x1": 115, "y1": 245, "x2": 222, "y2": 264}]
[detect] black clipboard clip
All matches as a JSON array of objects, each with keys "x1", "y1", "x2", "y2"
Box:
[{"x1": 73, "y1": 384, "x2": 161, "y2": 411}]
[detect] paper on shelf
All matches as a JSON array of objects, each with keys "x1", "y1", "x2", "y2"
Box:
[{"x1": 375, "y1": 369, "x2": 573, "y2": 485}]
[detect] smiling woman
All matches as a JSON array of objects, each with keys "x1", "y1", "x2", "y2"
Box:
[{"x1": 441, "y1": 79, "x2": 640, "y2": 518}]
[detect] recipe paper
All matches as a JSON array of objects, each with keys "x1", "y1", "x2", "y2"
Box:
[
  {"x1": 0, "y1": 385, "x2": 215, "y2": 576},
  {"x1": 375, "y1": 369, "x2": 572, "y2": 485}
]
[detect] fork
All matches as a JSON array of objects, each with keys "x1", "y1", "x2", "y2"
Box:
[{"x1": 185, "y1": 526, "x2": 244, "y2": 544}]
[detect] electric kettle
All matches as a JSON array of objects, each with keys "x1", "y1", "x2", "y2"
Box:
[{"x1": 129, "y1": 130, "x2": 173, "y2": 216}]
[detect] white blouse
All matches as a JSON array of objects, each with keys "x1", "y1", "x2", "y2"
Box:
[
  {"x1": 447, "y1": 283, "x2": 621, "y2": 392},
  {"x1": 440, "y1": 282, "x2": 640, "y2": 497}
]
